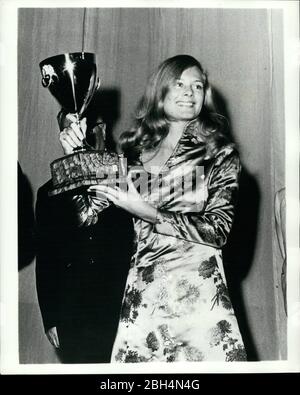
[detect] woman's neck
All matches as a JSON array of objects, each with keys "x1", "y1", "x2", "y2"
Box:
[
  {"x1": 164, "y1": 121, "x2": 186, "y2": 149},
  {"x1": 140, "y1": 120, "x2": 187, "y2": 171}
]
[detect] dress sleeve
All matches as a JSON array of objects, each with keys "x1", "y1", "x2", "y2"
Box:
[
  {"x1": 71, "y1": 193, "x2": 110, "y2": 227},
  {"x1": 153, "y1": 147, "x2": 241, "y2": 248}
]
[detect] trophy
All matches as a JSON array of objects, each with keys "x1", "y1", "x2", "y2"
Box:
[{"x1": 40, "y1": 52, "x2": 125, "y2": 196}]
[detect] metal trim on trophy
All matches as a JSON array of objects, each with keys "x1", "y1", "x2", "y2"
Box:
[{"x1": 39, "y1": 52, "x2": 126, "y2": 196}]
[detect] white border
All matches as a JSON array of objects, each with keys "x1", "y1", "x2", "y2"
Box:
[
  {"x1": 284, "y1": 1, "x2": 300, "y2": 367},
  {"x1": 0, "y1": 0, "x2": 299, "y2": 374}
]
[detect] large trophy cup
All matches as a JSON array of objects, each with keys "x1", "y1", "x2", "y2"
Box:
[{"x1": 40, "y1": 52, "x2": 124, "y2": 196}]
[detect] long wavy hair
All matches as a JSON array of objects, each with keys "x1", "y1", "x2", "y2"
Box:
[{"x1": 119, "y1": 54, "x2": 230, "y2": 162}]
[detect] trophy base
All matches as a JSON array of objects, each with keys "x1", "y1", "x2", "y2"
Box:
[{"x1": 49, "y1": 150, "x2": 124, "y2": 196}]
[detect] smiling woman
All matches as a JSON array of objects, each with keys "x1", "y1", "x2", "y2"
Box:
[
  {"x1": 119, "y1": 55, "x2": 228, "y2": 169},
  {"x1": 16, "y1": 6, "x2": 289, "y2": 365},
  {"x1": 84, "y1": 55, "x2": 247, "y2": 362},
  {"x1": 163, "y1": 67, "x2": 205, "y2": 123}
]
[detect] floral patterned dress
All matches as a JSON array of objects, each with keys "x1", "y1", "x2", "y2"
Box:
[{"x1": 110, "y1": 119, "x2": 247, "y2": 362}]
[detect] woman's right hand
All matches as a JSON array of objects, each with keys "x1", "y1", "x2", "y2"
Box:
[
  {"x1": 59, "y1": 113, "x2": 87, "y2": 155},
  {"x1": 46, "y1": 326, "x2": 60, "y2": 348}
]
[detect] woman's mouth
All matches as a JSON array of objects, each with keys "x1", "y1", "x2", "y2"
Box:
[{"x1": 177, "y1": 101, "x2": 194, "y2": 107}]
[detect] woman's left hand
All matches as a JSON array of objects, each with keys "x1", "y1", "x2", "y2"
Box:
[{"x1": 88, "y1": 171, "x2": 157, "y2": 223}]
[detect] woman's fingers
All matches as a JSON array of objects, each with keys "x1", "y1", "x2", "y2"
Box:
[
  {"x1": 52, "y1": 333, "x2": 60, "y2": 348},
  {"x1": 88, "y1": 185, "x2": 121, "y2": 204},
  {"x1": 60, "y1": 129, "x2": 81, "y2": 148},
  {"x1": 64, "y1": 114, "x2": 87, "y2": 138},
  {"x1": 127, "y1": 170, "x2": 140, "y2": 194},
  {"x1": 65, "y1": 113, "x2": 78, "y2": 123},
  {"x1": 70, "y1": 121, "x2": 85, "y2": 141},
  {"x1": 46, "y1": 327, "x2": 60, "y2": 348},
  {"x1": 59, "y1": 133, "x2": 76, "y2": 155},
  {"x1": 62, "y1": 114, "x2": 87, "y2": 132},
  {"x1": 60, "y1": 119, "x2": 86, "y2": 146},
  {"x1": 58, "y1": 114, "x2": 87, "y2": 154}
]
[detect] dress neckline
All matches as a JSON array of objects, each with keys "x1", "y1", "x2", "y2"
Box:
[{"x1": 139, "y1": 118, "x2": 198, "y2": 175}]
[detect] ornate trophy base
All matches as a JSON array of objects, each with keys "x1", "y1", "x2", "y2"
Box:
[{"x1": 49, "y1": 150, "x2": 124, "y2": 196}]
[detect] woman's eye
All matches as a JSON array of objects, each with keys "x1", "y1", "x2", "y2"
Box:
[
  {"x1": 176, "y1": 81, "x2": 184, "y2": 88},
  {"x1": 194, "y1": 84, "x2": 203, "y2": 90}
]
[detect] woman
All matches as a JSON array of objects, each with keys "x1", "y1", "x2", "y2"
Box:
[{"x1": 68, "y1": 54, "x2": 247, "y2": 362}]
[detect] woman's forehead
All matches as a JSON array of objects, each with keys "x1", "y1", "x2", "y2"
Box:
[
  {"x1": 168, "y1": 66, "x2": 205, "y2": 82},
  {"x1": 180, "y1": 66, "x2": 204, "y2": 79}
]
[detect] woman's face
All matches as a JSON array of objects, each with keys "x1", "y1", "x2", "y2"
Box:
[{"x1": 163, "y1": 66, "x2": 205, "y2": 123}]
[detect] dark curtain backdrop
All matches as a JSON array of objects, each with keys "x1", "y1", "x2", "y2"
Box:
[{"x1": 18, "y1": 8, "x2": 285, "y2": 363}]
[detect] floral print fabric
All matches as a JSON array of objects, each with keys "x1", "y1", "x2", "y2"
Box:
[{"x1": 111, "y1": 119, "x2": 247, "y2": 362}]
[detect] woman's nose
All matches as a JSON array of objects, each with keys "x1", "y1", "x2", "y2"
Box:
[{"x1": 184, "y1": 85, "x2": 193, "y2": 96}]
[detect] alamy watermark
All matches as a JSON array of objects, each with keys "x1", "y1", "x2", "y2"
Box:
[{"x1": 92, "y1": 158, "x2": 206, "y2": 206}]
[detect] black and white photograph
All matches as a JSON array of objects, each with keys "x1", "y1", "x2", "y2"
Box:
[{"x1": 0, "y1": 0, "x2": 299, "y2": 375}]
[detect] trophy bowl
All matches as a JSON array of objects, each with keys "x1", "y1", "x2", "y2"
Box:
[
  {"x1": 39, "y1": 52, "x2": 125, "y2": 196},
  {"x1": 40, "y1": 52, "x2": 98, "y2": 117}
]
